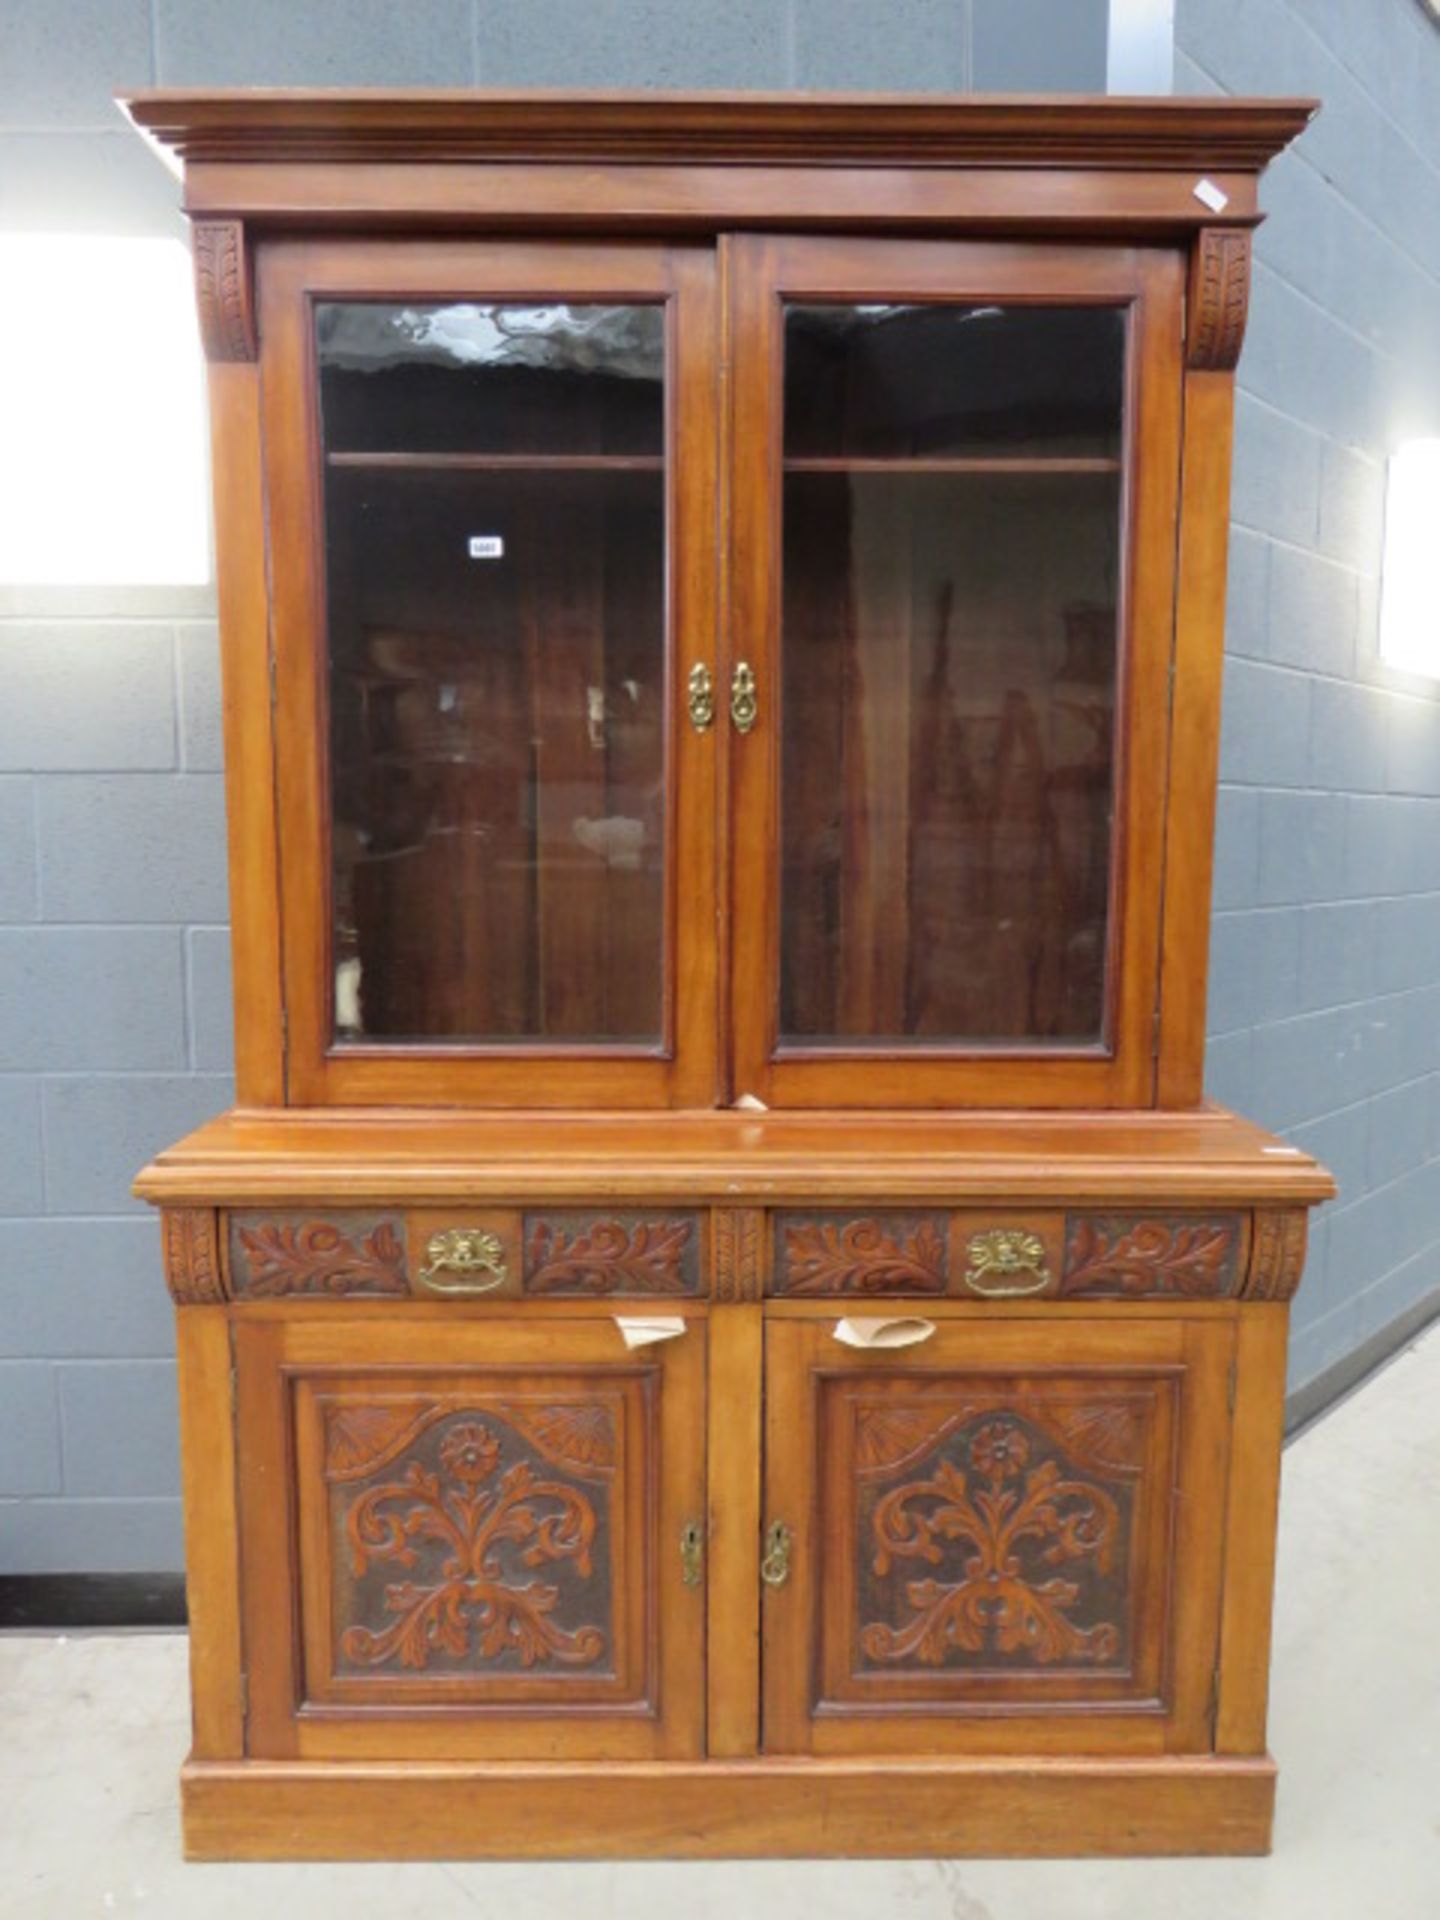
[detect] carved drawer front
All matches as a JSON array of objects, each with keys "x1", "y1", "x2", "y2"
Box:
[
  {"x1": 522, "y1": 1210, "x2": 705, "y2": 1297},
  {"x1": 770, "y1": 1209, "x2": 1246, "y2": 1300},
  {"x1": 762, "y1": 1316, "x2": 1233, "y2": 1757},
  {"x1": 228, "y1": 1211, "x2": 410, "y2": 1299},
  {"x1": 233, "y1": 1316, "x2": 705, "y2": 1761}
]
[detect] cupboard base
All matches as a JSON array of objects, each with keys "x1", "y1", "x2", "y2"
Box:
[{"x1": 181, "y1": 1753, "x2": 1277, "y2": 1860}]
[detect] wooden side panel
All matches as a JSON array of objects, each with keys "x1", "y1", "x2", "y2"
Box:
[
  {"x1": 1156, "y1": 369, "x2": 1235, "y2": 1105},
  {"x1": 1215, "y1": 1304, "x2": 1288, "y2": 1753},
  {"x1": 208, "y1": 360, "x2": 283, "y2": 1104},
  {"x1": 175, "y1": 1309, "x2": 244, "y2": 1757}
]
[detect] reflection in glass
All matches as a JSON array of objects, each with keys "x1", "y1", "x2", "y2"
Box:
[
  {"x1": 779, "y1": 304, "x2": 1125, "y2": 1047},
  {"x1": 317, "y1": 302, "x2": 667, "y2": 1045}
]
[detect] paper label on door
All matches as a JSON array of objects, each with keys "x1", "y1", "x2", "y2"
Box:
[
  {"x1": 833, "y1": 1316, "x2": 937, "y2": 1350},
  {"x1": 613, "y1": 1315, "x2": 688, "y2": 1349}
]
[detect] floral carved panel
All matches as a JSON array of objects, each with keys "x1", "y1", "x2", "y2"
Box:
[
  {"x1": 523, "y1": 1212, "x2": 701, "y2": 1296},
  {"x1": 229, "y1": 1211, "x2": 409, "y2": 1298},
  {"x1": 844, "y1": 1389, "x2": 1163, "y2": 1683},
  {"x1": 1060, "y1": 1214, "x2": 1243, "y2": 1299},
  {"x1": 321, "y1": 1395, "x2": 619, "y2": 1680},
  {"x1": 773, "y1": 1212, "x2": 948, "y2": 1295}
]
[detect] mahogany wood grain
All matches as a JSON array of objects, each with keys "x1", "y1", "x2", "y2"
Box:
[
  {"x1": 122, "y1": 91, "x2": 1316, "y2": 173},
  {"x1": 175, "y1": 1308, "x2": 244, "y2": 1757},
  {"x1": 1156, "y1": 372, "x2": 1235, "y2": 1105},
  {"x1": 705, "y1": 1302, "x2": 762, "y2": 1755},
  {"x1": 135, "y1": 1103, "x2": 1336, "y2": 1209},
  {"x1": 234, "y1": 1315, "x2": 707, "y2": 1761},
  {"x1": 178, "y1": 1753, "x2": 1278, "y2": 1860},
  {"x1": 1214, "y1": 1305, "x2": 1290, "y2": 1754},
  {"x1": 207, "y1": 363, "x2": 284, "y2": 1105}
]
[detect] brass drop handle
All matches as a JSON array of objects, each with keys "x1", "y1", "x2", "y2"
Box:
[
  {"x1": 416, "y1": 1228, "x2": 508, "y2": 1296},
  {"x1": 686, "y1": 662, "x2": 715, "y2": 733},
  {"x1": 760, "y1": 1519, "x2": 792, "y2": 1587},
  {"x1": 962, "y1": 1228, "x2": 1052, "y2": 1298},
  {"x1": 730, "y1": 661, "x2": 758, "y2": 734},
  {"x1": 680, "y1": 1519, "x2": 704, "y2": 1587}
]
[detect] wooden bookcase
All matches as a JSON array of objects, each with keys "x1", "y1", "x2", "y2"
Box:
[{"x1": 126, "y1": 90, "x2": 1333, "y2": 1860}]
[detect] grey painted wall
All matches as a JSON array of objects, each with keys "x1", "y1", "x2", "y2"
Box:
[
  {"x1": 0, "y1": 0, "x2": 1435, "y2": 1574},
  {"x1": 1176, "y1": 0, "x2": 1440, "y2": 1395}
]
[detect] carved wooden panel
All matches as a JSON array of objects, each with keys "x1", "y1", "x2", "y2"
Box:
[
  {"x1": 1060, "y1": 1214, "x2": 1244, "y2": 1299},
  {"x1": 772, "y1": 1212, "x2": 948, "y2": 1295},
  {"x1": 321, "y1": 1395, "x2": 618, "y2": 1681},
  {"x1": 523, "y1": 1212, "x2": 702, "y2": 1296},
  {"x1": 193, "y1": 220, "x2": 256, "y2": 362},
  {"x1": 229, "y1": 1212, "x2": 409, "y2": 1298},
  {"x1": 846, "y1": 1392, "x2": 1151, "y2": 1683},
  {"x1": 1244, "y1": 1209, "x2": 1308, "y2": 1300},
  {"x1": 1187, "y1": 227, "x2": 1251, "y2": 370},
  {"x1": 713, "y1": 1208, "x2": 764, "y2": 1302},
  {"x1": 162, "y1": 1207, "x2": 225, "y2": 1304}
]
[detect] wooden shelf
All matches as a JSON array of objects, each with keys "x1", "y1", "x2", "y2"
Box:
[
  {"x1": 783, "y1": 455, "x2": 1121, "y2": 474},
  {"x1": 327, "y1": 451, "x2": 664, "y2": 473}
]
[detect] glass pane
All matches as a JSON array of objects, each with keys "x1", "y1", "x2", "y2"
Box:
[
  {"x1": 317, "y1": 301, "x2": 667, "y2": 1045},
  {"x1": 779, "y1": 304, "x2": 1125, "y2": 1048}
]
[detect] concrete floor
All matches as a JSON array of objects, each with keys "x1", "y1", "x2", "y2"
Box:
[{"x1": 2, "y1": 1324, "x2": 1437, "y2": 1920}]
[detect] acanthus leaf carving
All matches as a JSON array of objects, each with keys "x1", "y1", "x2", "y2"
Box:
[
  {"x1": 192, "y1": 220, "x2": 256, "y2": 363},
  {"x1": 778, "y1": 1215, "x2": 948, "y2": 1295},
  {"x1": 162, "y1": 1206, "x2": 225, "y2": 1305},
  {"x1": 524, "y1": 1215, "x2": 696, "y2": 1295},
  {"x1": 1187, "y1": 226, "x2": 1251, "y2": 371},
  {"x1": 714, "y1": 1208, "x2": 763, "y2": 1302},
  {"x1": 1245, "y1": 1209, "x2": 1309, "y2": 1300},
  {"x1": 1061, "y1": 1214, "x2": 1241, "y2": 1298},
  {"x1": 230, "y1": 1214, "x2": 409, "y2": 1298}
]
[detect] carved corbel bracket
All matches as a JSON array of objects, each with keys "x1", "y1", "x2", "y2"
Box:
[
  {"x1": 1243, "y1": 1208, "x2": 1308, "y2": 1301},
  {"x1": 162, "y1": 1207, "x2": 227, "y2": 1304},
  {"x1": 193, "y1": 220, "x2": 257, "y2": 363},
  {"x1": 1186, "y1": 227, "x2": 1252, "y2": 371}
]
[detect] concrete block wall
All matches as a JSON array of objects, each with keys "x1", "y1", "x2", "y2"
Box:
[{"x1": 1178, "y1": 0, "x2": 1440, "y2": 1394}]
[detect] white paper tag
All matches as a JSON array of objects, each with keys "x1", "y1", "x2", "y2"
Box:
[
  {"x1": 1193, "y1": 177, "x2": 1229, "y2": 213},
  {"x1": 613, "y1": 1315, "x2": 688, "y2": 1349},
  {"x1": 833, "y1": 1316, "x2": 937, "y2": 1350},
  {"x1": 467, "y1": 534, "x2": 504, "y2": 559}
]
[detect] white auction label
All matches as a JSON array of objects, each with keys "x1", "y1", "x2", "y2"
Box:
[{"x1": 467, "y1": 534, "x2": 505, "y2": 559}]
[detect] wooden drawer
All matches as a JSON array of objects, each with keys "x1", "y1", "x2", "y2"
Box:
[
  {"x1": 769, "y1": 1208, "x2": 1250, "y2": 1301},
  {"x1": 225, "y1": 1207, "x2": 707, "y2": 1301}
]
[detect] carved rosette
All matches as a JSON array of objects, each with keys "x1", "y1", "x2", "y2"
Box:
[
  {"x1": 1244, "y1": 1209, "x2": 1309, "y2": 1301},
  {"x1": 1187, "y1": 227, "x2": 1251, "y2": 371},
  {"x1": 193, "y1": 220, "x2": 256, "y2": 363},
  {"x1": 713, "y1": 1209, "x2": 763, "y2": 1302},
  {"x1": 162, "y1": 1207, "x2": 225, "y2": 1305}
]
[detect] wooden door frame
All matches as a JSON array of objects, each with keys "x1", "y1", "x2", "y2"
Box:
[
  {"x1": 724, "y1": 234, "x2": 1185, "y2": 1109},
  {"x1": 233, "y1": 1311, "x2": 707, "y2": 1760},
  {"x1": 760, "y1": 1309, "x2": 1233, "y2": 1756},
  {"x1": 257, "y1": 236, "x2": 721, "y2": 1107}
]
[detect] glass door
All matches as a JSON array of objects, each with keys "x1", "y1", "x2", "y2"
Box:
[
  {"x1": 726, "y1": 236, "x2": 1183, "y2": 1108},
  {"x1": 260, "y1": 241, "x2": 719, "y2": 1106}
]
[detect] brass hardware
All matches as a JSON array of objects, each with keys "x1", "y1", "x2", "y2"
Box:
[
  {"x1": 680, "y1": 1518, "x2": 704, "y2": 1586},
  {"x1": 687, "y1": 662, "x2": 715, "y2": 732},
  {"x1": 730, "y1": 661, "x2": 758, "y2": 734},
  {"x1": 760, "y1": 1519, "x2": 792, "y2": 1587},
  {"x1": 962, "y1": 1228, "x2": 1052, "y2": 1298},
  {"x1": 416, "y1": 1227, "x2": 509, "y2": 1296}
]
